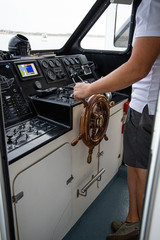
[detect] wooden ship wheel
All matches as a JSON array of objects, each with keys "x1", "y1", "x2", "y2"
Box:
[{"x1": 71, "y1": 94, "x2": 114, "y2": 163}]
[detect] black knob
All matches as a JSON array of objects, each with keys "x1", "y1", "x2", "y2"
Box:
[{"x1": 7, "y1": 133, "x2": 13, "y2": 144}]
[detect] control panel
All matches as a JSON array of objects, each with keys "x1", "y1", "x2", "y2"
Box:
[
  {"x1": 38, "y1": 57, "x2": 66, "y2": 83},
  {"x1": 6, "y1": 117, "x2": 56, "y2": 153},
  {"x1": 0, "y1": 54, "x2": 97, "y2": 162},
  {"x1": 0, "y1": 63, "x2": 32, "y2": 127}
]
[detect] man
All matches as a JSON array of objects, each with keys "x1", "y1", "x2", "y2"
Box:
[{"x1": 74, "y1": 0, "x2": 160, "y2": 239}]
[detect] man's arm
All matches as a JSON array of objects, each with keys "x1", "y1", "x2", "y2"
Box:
[{"x1": 74, "y1": 37, "x2": 160, "y2": 99}]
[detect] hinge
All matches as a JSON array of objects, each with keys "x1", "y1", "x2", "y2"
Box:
[
  {"x1": 12, "y1": 191, "x2": 24, "y2": 203},
  {"x1": 97, "y1": 151, "x2": 104, "y2": 158},
  {"x1": 66, "y1": 175, "x2": 74, "y2": 185}
]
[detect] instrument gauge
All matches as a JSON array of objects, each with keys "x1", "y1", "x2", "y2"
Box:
[
  {"x1": 55, "y1": 59, "x2": 61, "y2": 67},
  {"x1": 34, "y1": 80, "x2": 42, "y2": 89},
  {"x1": 47, "y1": 70, "x2": 56, "y2": 81},
  {"x1": 69, "y1": 58, "x2": 75, "y2": 65},
  {"x1": 42, "y1": 60, "x2": 48, "y2": 68},
  {"x1": 49, "y1": 60, "x2": 55, "y2": 68},
  {"x1": 63, "y1": 58, "x2": 70, "y2": 66}
]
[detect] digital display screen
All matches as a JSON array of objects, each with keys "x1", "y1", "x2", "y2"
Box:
[{"x1": 17, "y1": 63, "x2": 38, "y2": 78}]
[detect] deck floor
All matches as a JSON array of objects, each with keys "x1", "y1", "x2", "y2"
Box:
[{"x1": 63, "y1": 165, "x2": 129, "y2": 240}]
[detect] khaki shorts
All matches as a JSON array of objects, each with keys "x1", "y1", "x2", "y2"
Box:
[{"x1": 123, "y1": 105, "x2": 154, "y2": 169}]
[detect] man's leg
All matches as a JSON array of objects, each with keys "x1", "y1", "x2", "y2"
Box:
[
  {"x1": 126, "y1": 166, "x2": 147, "y2": 222},
  {"x1": 126, "y1": 166, "x2": 140, "y2": 222},
  {"x1": 107, "y1": 106, "x2": 153, "y2": 239},
  {"x1": 136, "y1": 167, "x2": 148, "y2": 219},
  {"x1": 107, "y1": 166, "x2": 147, "y2": 240}
]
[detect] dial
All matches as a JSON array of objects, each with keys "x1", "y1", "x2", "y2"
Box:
[
  {"x1": 63, "y1": 58, "x2": 70, "y2": 66},
  {"x1": 55, "y1": 59, "x2": 61, "y2": 67},
  {"x1": 47, "y1": 70, "x2": 56, "y2": 81},
  {"x1": 34, "y1": 80, "x2": 42, "y2": 89},
  {"x1": 49, "y1": 60, "x2": 55, "y2": 68},
  {"x1": 69, "y1": 58, "x2": 75, "y2": 65},
  {"x1": 41, "y1": 60, "x2": 48, "y2": 68}
]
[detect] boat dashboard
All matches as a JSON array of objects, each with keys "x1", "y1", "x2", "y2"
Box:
[{"x1": 0, "y1": 53, "x2": 127, "y2": 163}]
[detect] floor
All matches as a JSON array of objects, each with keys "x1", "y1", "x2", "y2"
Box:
[{"x1": 63, "y1": 165, "x2": 129, "y2": 240}]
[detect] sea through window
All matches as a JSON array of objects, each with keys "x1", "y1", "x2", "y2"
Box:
[{"x1": 0, "y1": 0, "x2": 96, "y2": 51}]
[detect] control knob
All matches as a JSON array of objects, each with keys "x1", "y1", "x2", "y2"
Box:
[{"x1": 7, "y1": 133, "x2": 13, "y2": 144}]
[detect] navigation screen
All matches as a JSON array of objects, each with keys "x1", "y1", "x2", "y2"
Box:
[{"x1": 17, "y1": 63, "x2": 38, "y2": 78}]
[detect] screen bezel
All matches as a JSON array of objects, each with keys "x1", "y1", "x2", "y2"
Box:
[{"x1": 14, "y1": 60, "x2": 42, "y2": 80}]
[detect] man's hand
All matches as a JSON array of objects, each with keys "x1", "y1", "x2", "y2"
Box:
[{"x1": 74, "y1": 82, "x2": 91, "y2": 100}]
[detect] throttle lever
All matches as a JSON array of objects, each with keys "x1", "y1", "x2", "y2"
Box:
[
  {"x1": 36, "y1": 87, "x2": 57, "y2": 97},
  {"x1": 71, "y1": 73, "x2": 88, "y2": 106}
]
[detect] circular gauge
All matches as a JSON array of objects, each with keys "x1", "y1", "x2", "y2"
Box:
[
  {"x1": 63, "y1": 58, "x2": 70, "y2": 66},
  {"x1": 47, "y1": 70, "x2": 56, "y2": 81},
  {"x1": 69, "y1": 58, "x2": 75, "y2": 65},
  {"x1": 34, "y1": 80, "x2": 42, "y2": 89},
  {"x1": 41, "y1": 60, "x2": 48, "y2": 68},
  {"x1": 49, "y1": 60, "x2": 55, "y2": 68},
  {"x1": 55, "y1": 59, "x2": 61, "y2": 67}
]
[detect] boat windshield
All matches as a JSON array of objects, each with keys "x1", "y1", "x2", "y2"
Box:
[{"x1": 0, "y1": 0, "x2": 96, "y2": 51}]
